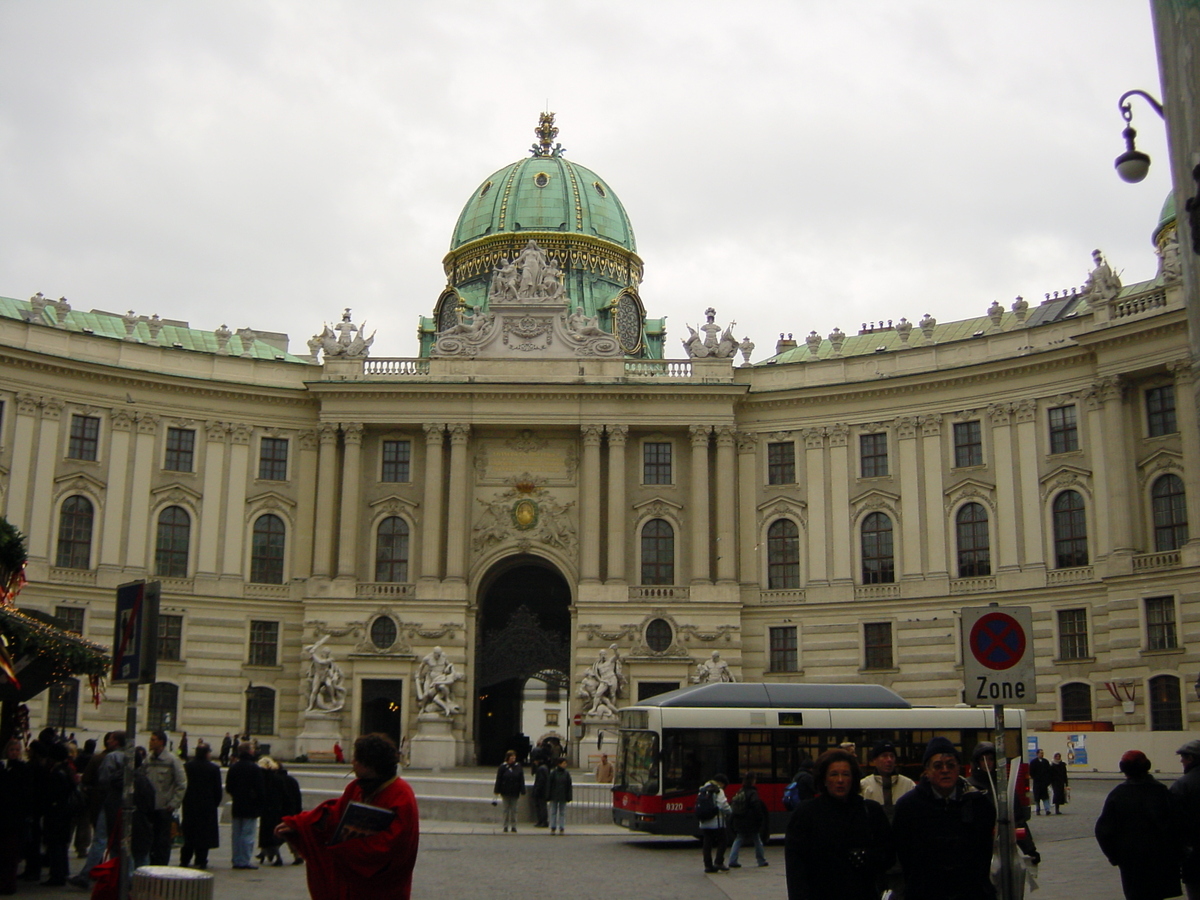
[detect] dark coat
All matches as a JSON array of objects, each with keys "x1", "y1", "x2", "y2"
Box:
[
  {"x1": 102, "y1": 769, "x2": 156, "y2": 859},
  {"x1": 785, "y1": 792, "x2": 894, "y2": 900},
  {"x1": 1049, "y1": 760, "x2": 1068, "y2": 806},
  {"x1": 260, "y1": 768, "x2": 289, "y2": 850},
  {"x1": 546, "y1": 767, "x2": 572, "y2": 804},
  {"x1": 181, "y1": 757, "x2": 223, "y2": 850},
  {"x1": 532, "y1": 763, "x2": 549, "y2": 801},
  {"x1": 893, "y1": 778, "x2": 996, "y2": 900},
  {"x1": 1095, "y1": 774, "x2": 1183, "y2": 900},
  {"x1": 41, "y1": 761, "x2": 76, "y2": 843},
  {"x1": 730, "y1": 785, "x2": 768, "y2": 836},
  {"x1": 1028, "y1": 756, "x2": 1051, "y2": 801},
  {"x1": 493, "y1": 762, "x2": 525, "y2": 797},
  {"x1": 225, "y1": 756, "x2": 267, "y2": 818},
  {"x1": 1170, "y1": 764, "x2": 1200, "y2": 886}
]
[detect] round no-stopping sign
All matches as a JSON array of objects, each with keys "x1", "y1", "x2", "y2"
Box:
[{"x1": 969, "y1": 612, "x2": 1027, "y2": 671}]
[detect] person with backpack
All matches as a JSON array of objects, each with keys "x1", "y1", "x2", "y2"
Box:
[
  {"x1": 728, "y1": 772, "x2": 770, "y2": 868},
  {"x1": 696, "y1": 774, "x2": 732, "y2": 874},
  {"x1": 783, "y1": 757, "x2": 817, "y2": 812}
]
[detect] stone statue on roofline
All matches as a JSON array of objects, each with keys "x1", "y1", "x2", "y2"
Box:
[
  {"x1": 683, "y1": 308, "x2": 739, "y2": 359},
  {"x1": 1081, "y1": 249, "x2": 1122, "y2": 303},
  {"x1": 310, "y1": 308, "x2": 375, "y2": 360}
]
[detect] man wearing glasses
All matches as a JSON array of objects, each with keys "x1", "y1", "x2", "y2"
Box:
[{"x1": 892, "y1": 737, "x2": 996, "y2": 900}]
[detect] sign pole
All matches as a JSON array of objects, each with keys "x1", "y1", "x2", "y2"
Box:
[
  {"x1": 994, "y1": 702, "x2": 1013, "y2": 900},
  {"x1": 119, "y1": 683, "x2": 137, "y2": 900}
]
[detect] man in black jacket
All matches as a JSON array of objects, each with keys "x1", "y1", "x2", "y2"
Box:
[
  {"x1": 225, "y1": 742, "x2": 265, "y2": 869},
  {"x1": 1172, "y1": 739, "x2": 1200, "y2": 900},
  {"x1": 893, "y1": 737, "x2": 996, "y2": 900}
]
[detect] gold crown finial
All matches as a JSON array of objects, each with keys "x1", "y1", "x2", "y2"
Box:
[{"x1": 530, "y1": 112, "x2": 564, "y2": 158}]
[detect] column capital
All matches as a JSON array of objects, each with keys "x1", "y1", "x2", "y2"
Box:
[
  {"x1": 318, "y1": 422, "x2": 340, "y2": 444},
  {"x1": 341, "y1": 422, "x2": 365, "y2": 445},
  {"x1": 896, "y1": 416, "x2": 917, "y2": 440},
  {"x1": 448, "y1": 423, "x2": 471, "y2": 444},
  {"x1": 581, "y1": 424, "x2": 604, "y2": 446},
  {"x1": 423, "y1": 422, "x2": 447, "y2": 444},
  {"x1": 919, "y1": 413, "x2": 942, "y2": 436},
  {"x1": 15, "y1": 392, "x2": 40, "y2": 416},
  {"x1": 735, "y1": 431, "x2": 758, "y2": 453},
  {"x1": 801, "y1": 426, "x2": 826, "y2": 449},
  {"x1": 1012, "y1": 399, "x2": 1037, "y2": 424},
  {"x1": 112, "y1": 410, "x2": 136, "y2": 432},
  {"x1": 689, "y1": 424, "x2": 713, "y2": 446},
  {"x1": 137, "y1": 412, "x2": 160, "y2": 435},
  {"x1": 714, "y1": 424, "x2": 737, "y2": 447},
  {"x1": 298, "y1": 428, "x2": 319, "y2": 451},
  {"x1": 1168, "y1": 358, "x2": 1196, "y2": 384},
  {"x1": 827, "y1": 423, "x2": 849, "y2": 447},
  {"x1": 986, "y1": 403, "x2": 1012, "y2": 426},
  {"x1": 605, "y1": 423, "x2": 629, "y2": 446},
  {"x1": 229, "y1": 422, "x2": 252, "y2": 444},
  {"x1": 206, "y1": 421, "x2": 230, "y2": 441},
  {"x1": 41, "y1": 398, "x2": 64, "y2": 420}
]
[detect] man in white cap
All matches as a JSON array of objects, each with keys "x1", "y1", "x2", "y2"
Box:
[{"x1": 1171, "y1": 738, "x2": 1200, "y2": 900}]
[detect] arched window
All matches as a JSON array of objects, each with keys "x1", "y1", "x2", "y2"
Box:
[
  {"x1": 861, "y1": 512, "x2": 895, "y2": 584},
  {"x1": 155, "y1": 506, "x2": 191, "y2": 578},
  {"x1": 375, "y1": 517, "x2": 410, "y2": 582},
  {"x1": 1060, "y1": 682, "x2": 1092, "y2": 722},
  {"x1": 1149, "y1": 674, "x2": 1183, "y2": 731},
  {"x1": 147, "y1": 682, "x2": 179, "y2": 732},
  {"x1": 56, "y1": 495, "x2": 94, "y2": 569},
  {"x1": 250, "y1": 514, "x2": 285, "y2": 584},
  {"x1": 767, "y1": 519, "x2": 800, "y2": 589},
  {"x1": 245, "y1": 685, "x2": 276, "y2": 735},
  {"x1": 1152, "y1": 474, "x2": 1189, "y2": 551},
  {"x1": 1052, "y1": 491, "x2": 1089, "y2": 569},
  {"x1": 640, "y1": 519, "x2": 674, "y2": 585},
  {"x1": 956, "y1": 502, "x2": 991, "y2": 578}
]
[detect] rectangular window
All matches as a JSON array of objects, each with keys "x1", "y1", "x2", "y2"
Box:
[
  {"x1": 248, "y1": 620, "x2": 279, "y2": 666},
  {"x1": 860, "y1": 433, "x2": 889, "y2": 478},
  {"x1": 643, "y1": 442, "x2": 672, "y2": 484},
  {"x1": 246, "y1": 686, "x2": 275, "y2": 735},
  {"x1": 1146, "y1": 596, "x2": 1178, "y2": 651},
  {"x1": 768, "y1": 626, "x2": 798, "y2": 672},
  {"x1": 68, "y1": 414, "x2": 100, "y2": 461},
  {"x1": 1147, "y1": 385, "x2": 1177, "y2": 437},
  {"x1": 953, "y1": 420, "x2": 983, "y2": 468},
  {"x1": 767, "y1": 442, "x2": 796, "y2": 485},
  {"x1": 54, "y1": 606, "x2": 84, "y2": 634},
  {"x1": 1048, "y1": 405, "x2": 1079, "y2": 454},
  {"x1": 863, "y1": 622, "x2": 894, "y2": 670},
  {"x1": 47, "y1": 679, "x2": 79, "y2": 729},
  {"x1": 164, "y1": 427, "x2": 195, "y2": 472},
  {"x1": 158, "y1": 614, "x2": 183, "y2": 661},
  {"x1": 1057, "y1": 608, "x2": 1089, "y2": 660},
  {"x1": 381, "y1": 439, "x2": 412, "y2": 482},
  {"x1": 258, "y1": 437, "x2": 289, "y2": 481}
]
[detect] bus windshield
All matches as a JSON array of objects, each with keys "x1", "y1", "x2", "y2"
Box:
[{"x1": 615, "y1": 730, "x2": 659, "y2": 795}]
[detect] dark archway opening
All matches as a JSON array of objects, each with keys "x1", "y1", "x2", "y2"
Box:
[
  {"x1": 475, "y1": 557, "x2": 571, "y2": 766},
  {"x1": 360, "y1": 679, "x2": 403, "y2": 746}
]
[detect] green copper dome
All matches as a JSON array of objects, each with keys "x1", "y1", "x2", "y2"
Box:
[
  {"x1": 424, "y1": 113, "x2": 662, "y2": 359},
  {"x1": 1154, "y1": 191, "x2": 1176, "y2": 245}
]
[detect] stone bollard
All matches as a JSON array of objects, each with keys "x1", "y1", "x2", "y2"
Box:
[{"x1": 131, "y1": 866, "x2": 214, "y2": 900}]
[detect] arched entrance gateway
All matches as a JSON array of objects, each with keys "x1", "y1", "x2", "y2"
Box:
[{"x1": 474, "y1": 556, "x2": 572, "y2": 765}]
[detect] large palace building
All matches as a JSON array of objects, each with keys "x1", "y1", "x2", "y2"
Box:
[{"x1": 0, "y1": 114, "x2": 1195, "y2": 764}]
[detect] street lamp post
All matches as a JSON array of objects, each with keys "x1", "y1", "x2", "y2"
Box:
[{"x1": 1114, "y1": 89, "x2": 1165, "y2": 183}]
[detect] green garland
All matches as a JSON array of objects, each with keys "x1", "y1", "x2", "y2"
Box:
[
  {"x1": 0, "y1": 517, "x2": 27, "y2": 602},
  {"x1": 0, "y1": 605, "x2": 110, "y2": 679}
]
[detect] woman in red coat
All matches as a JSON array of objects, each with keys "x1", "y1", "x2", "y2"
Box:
[{"x1": 276, "y1": 734, "x2": 419, "y2": 900}]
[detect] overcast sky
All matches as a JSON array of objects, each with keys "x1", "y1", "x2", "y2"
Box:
[{"x1": 0, "y1": 1, "x2": 1174, "y2": 361}]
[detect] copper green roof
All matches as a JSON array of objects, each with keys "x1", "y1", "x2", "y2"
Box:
[
  {"x1": 0, "y1": 296, "x2": 311, "y2": 363},
  {"x1": 451, "y1": 155, "x2": 635, "y2": 252},
  {"x1": 1155, "y1": 191, "x2": 1176, "y2": 243}
]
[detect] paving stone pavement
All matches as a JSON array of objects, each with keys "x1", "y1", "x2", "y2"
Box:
[{"x1": 18, "y1": 774, "x2": 1156, "y2": 900}]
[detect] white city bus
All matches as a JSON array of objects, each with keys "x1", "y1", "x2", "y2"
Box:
[{"x1": 612, "y1": 682, "x2": 1027, "y2": 835}]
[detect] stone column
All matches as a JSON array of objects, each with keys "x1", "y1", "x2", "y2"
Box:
[
  {"x1": 580, "y1": 425, "x2": 603, "y2": 582},
  {"x1": 736, "y1": 432, "x2": 758, "y2": 585},
  {"x1": 803, "y1": 427, "x2": 828, "y2": 583},
  {"x1": 197, "y1": 421, "x2": 228, "y2": 575},
  {"x1": 1099, "y1": 378, "x2": 1135, "y2": 557},
  {"x1": 311, "y1": 423, "x2": 340, "y2": 578},
  {"x1": 828, "y1": 424, "x2": 851, "y2": 580},
  {"x1": 126, "y1": 413, "x2": 158, "y2": 571},
  {"x1": 100, "y1": 409, "x2": 134, "y2": 568},
  {"x1": 1169, "y1": 360, "x2": 1200, "y2": 548},
  {"x1": 337, "y1": 423, "x2": 364, "y2": 578},
  {"x1": 897, "y1": 418, "x2": 921, "y2": 577},
  {"x1": 420, "y1": 424, "x2": 446, "y2": 582},
  {"x1": 26, "y1": 398, "x2": 64, "y2": 561},
  {"x1": 222, "y1": 423, "x2": 252, "y2": 576},
  {"x1": 1083, "y1": 384, "x2": 1115, "y2": 561},
  {"x1": 714, "y1": 425, "x2": 737, "y2": 584},
  {"x1": 1014, "y1": 400, "x2": 1045, "y2": 567},
  {"x1": 919, "y1": 415, "x2": 948, "y2": 577},
  {"x1": 4, "y1": 394, "x2": 40, "y2": 530},
  {"x1": 689, "y1": 424, "x2": 712, "y2": 584},
  {"x1": 986, "y1": 405, "x2": 1019, "y2": 571},
  {"x1": 293, "y1": 429, "x2": 319, "y2": 577},
  {"x1": 605, "y1": 425, "x2": 628, "y2": 583},
  {"x1": 445, "y1": 423, "x2": 471, "y2": 582}
]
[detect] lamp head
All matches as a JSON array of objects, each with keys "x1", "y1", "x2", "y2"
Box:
[{"x1": 1115, "y1": 125, "x2": 1151, "y2": 183}]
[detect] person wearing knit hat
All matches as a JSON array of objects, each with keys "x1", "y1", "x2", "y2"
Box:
[
  {"x1": 1171, "y1": 741, "x2": 1200, "y2": 900},
  {"x1": 892, "y1": 737, "x2": 995, "y2": 900},
  {"x1": 860, "y1": 741, "x2": 915, "y2": 899},
  {"x1": 1096, "y1": 750, "x2": 1183, "y2": 900}
]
